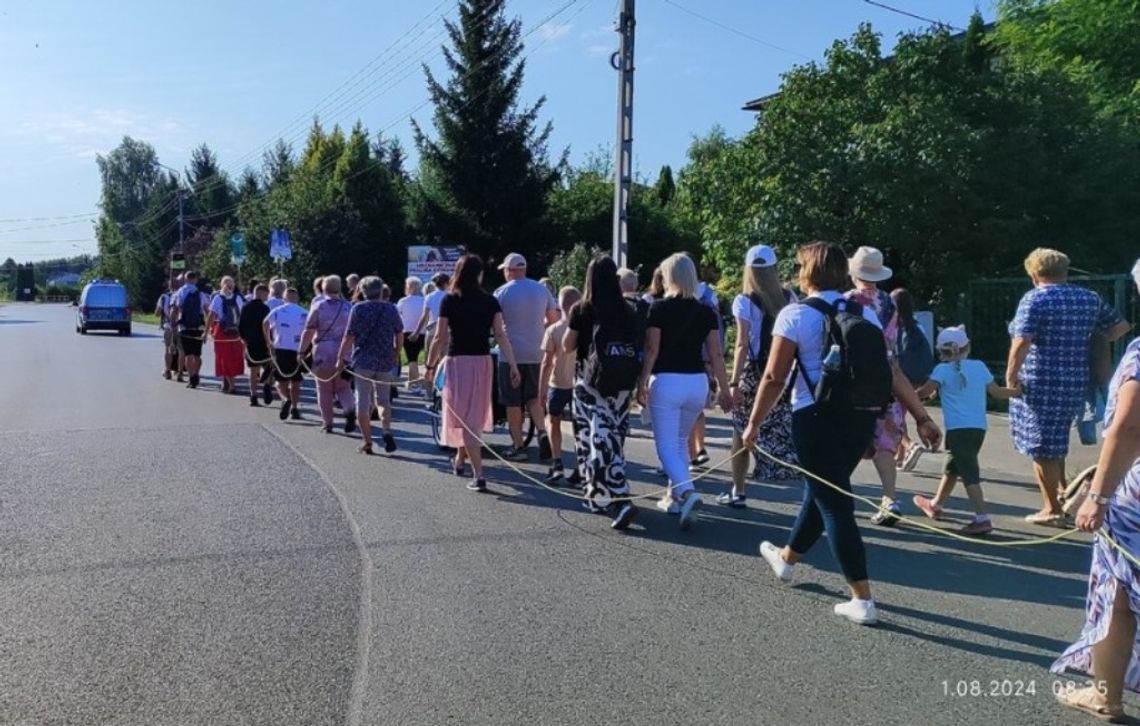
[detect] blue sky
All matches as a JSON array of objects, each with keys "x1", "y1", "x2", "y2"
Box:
[{"x1": 0, "y1": 0, "x2": 992, "y2": 263}]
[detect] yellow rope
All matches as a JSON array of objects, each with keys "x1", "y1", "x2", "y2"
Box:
[{"x1": 435, "y1": 385, "x2": 1140, "y2": 565}]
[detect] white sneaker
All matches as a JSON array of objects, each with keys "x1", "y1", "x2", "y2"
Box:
[
  {"x1": 656, "y1": 496, "x2": 680, "y2": 514},
  {"x1": 833, "y1": 598, "x2": 878, "y2": 626},
  {"x1": 678, "y1": 492, "x2": 702, "y2": 530},
  {"x1": 759, "y1": 541, "x2": 792, "y2": 582}
]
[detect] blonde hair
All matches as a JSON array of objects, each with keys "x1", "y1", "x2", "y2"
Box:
[
  {"x1": 1024, "y1": 248, "x2": 1070, "y2": 281},
  {"x1": 660, "y1": 253, "x2": 698, "y2": 299},
  {"x1": 313, "y1": 276, "x2": 324, "y2": 294},
  {"x1": 741, "y1": 264, "x2": 788, "y2": 318},
  {"x1": 558, "y1": 285, "x2": 581, "y2": 314},
  {"x1": 938, "y1": 340, "x2": 971, "y2": 387},
  {"x1": 405, "y1": 277, "x2": 423, "y2": 294},
  {"x1": 322, "y1": 275, "x2": 342, "y2": 296},
  {"x1": 270, "y1": 278, "x2": 287, "y2": 296},
  {"x1": 220, "y1": 275, "x2": 235, "y2": 291}
]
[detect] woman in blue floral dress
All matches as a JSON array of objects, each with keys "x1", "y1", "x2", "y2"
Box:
[
  {"x1": 1052, "y1": 263, "x2": 1140, "y2": 721},
  {"x1": 1006, "y1": 248, "x2": 1129, "y2": 526}
]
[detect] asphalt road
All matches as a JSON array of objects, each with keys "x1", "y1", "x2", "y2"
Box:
[{"x1": 0, "y1": 303, "x2": 1131, "y2": 726}]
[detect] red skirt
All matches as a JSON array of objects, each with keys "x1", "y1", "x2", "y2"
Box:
[{"x1": 211, "y1": 323, "x2": 245, "y2": 377}]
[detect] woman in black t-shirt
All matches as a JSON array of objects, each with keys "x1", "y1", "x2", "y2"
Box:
[
  {"x1": 564, "y1": 255, "x2": 639, "y2": 530},
  {"x1": 425, "y1": 254, "x2": 520, "y2": 492},
  {"x1": 637, "y1": 253, "x2": 733, "y2": 530}
]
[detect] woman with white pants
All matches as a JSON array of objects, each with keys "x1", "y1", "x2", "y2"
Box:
[{"x1": 637, "y1": 253, "x2": 733, "y2": 529}]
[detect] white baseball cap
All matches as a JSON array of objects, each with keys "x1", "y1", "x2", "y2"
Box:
[
  {"x1": 937, "y1": 326, "x2": 970, "y2": 350},
  {"x1": 745, "y1": 244, "x2": 777, "y2": 268},
  {"x1": 498, "y1": 252, "x2": 527, "y2": 270}
]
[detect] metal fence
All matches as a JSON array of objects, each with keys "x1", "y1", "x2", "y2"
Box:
[{"x1": 961, "y1": 274, "x2": 1135, "y2": 378}]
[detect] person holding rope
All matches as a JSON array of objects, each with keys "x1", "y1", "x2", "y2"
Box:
[
  {"x1": 169, "y1": 271, "x2": 210, "y2": 390},
  {"x1": 638, "y1": 253, "x2": 733, "y2": 530},
  {"x1": 743, "y1": 242, "x2": 942, "y2": 626},
  {"x1": 540, "y1": 285, "x2": 581, "y2": 485},
  {"x1": 425, "y1": 254, "x2": 521, "y2": 492},
  {"x1": 723, "y1": 243, "x2": 799, "y2": 509},
  {"x1": 301, "y1": 275, "x2": 356, "y2": 435},
  {"x1": 263, "y1": 288, "x2": 306, "y2": 421},
  {"x1": 410, "y1": 272, "x2": 450, "y2": 387},
  {"x1": 396, "y1": 277, "x2": 427, "y2": 396},
  {"x1": 238, "y1": 284, "x2": 272, "y2": 406},
  {"x1": 337, "y1": 276, "x2": 402, "y2": 455},
  {"x1": 494, "y1": 253, "x2": 560, "y2": 463},
  {"x1": 1052, "y1": 259, "x2": 1140, "y2": 722},
  {"x1": 203, "y1": 275, "x2": 245, "y2": 394},
  {"x1": 565, "y1": 257, "x2": 641, "y2": 529},
  {"x1": 1006, "y1": 248, "x2": 1130, "y2": 527},
  {"x1": 155, "y1": 276, "x2": 183, "y2": 381}
]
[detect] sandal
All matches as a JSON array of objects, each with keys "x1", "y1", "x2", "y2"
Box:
[
  {"x1": 1024, "y1": 511, "x2": 1067, "y2": 527},
  {"x1": 358, "y1": 443, "x2": 374, "y2": 456},
  {"x1": 1056, "y1": 686, "x2": 1126, "y2": 723}
]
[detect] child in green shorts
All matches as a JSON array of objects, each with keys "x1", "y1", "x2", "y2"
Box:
[{"x1": 912, "y1": 326, "x2": 1017, "y2": 535}]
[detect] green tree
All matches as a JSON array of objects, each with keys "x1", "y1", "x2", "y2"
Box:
[
  {"x1": 94, "y1": 136, "x2": 165, "y2": 306},
  {"x1": 654, "y1": 165, "x2": 676, "y2": 207},
  {"x1": 186, "y1": 143, "x2": 236, "y2": 227},
  {"x1": 412, "y1": 0, "x2": 564, "y2": 269},
  {"x1": 995, "y1": 0, "x2": 1140, "y2": 125}
]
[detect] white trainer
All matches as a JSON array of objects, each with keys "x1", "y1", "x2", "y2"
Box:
[
  {"x1": 656, "y1": 496, "x2": 680, "y2": 514},
  {"x1": 833, "y1": 598, "x2": 878, "y2": 626},
  {"x1": 759, "y1": 541, "x2": 792, "y2": 582}
]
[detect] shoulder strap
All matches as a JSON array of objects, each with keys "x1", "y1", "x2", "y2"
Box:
[{"x1": 801, "y1": 297, "x2": 834, "y2": 317}]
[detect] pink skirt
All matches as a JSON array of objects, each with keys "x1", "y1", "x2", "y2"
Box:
[{"x1": 441, "y1": 355, "x2": 493, "y2": 449}]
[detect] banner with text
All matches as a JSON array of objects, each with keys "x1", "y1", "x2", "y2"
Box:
[{"x1": 407, "y1": 245, "x2": 464, "y2": 282}]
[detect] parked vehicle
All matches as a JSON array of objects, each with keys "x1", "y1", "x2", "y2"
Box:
[{"x1": 76, "y1": 280, "x2": 131, "y2": 336}]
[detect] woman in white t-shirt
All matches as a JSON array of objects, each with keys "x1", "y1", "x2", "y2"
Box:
[
  {"x1": 396, "y1": 277, "x2": 427, "y2": 392},
  {"x1": 723, "y1": 243, "x2": 800, "y2": 509},
  {"x1": 742, "y1": 242, "x2": 942, "y2": 626}
]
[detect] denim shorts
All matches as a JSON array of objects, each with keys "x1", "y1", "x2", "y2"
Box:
[{"x1": 547, "y1": 387, "x2": 573, "y2": 418}]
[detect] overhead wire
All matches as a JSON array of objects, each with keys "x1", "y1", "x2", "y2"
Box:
[
  {"x1": 660, "y1": 0, "x2": 811, "y2": 60},
  {"x1": 121, "y1": 0, "x2": 588, "y2": 262}
]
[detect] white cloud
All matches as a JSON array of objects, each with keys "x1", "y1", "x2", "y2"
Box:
[
  {"x1": 586, "y1": 43, "x2": 612, "y2": 58},
  {"x1": 539, "y1": 21, "x2": 574, "y2": 42},
  {"x1": 18, "y1": 108, "x2": 190, "y2": 160}
]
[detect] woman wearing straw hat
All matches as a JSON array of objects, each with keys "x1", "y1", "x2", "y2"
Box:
[{"x1": 846, "y1": 246, "x2": 910, "y2": 526}]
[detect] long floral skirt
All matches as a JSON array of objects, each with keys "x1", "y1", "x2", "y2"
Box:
[
  {"x1": 731, "y1": 361, "x2": 799, "y2": 482},
  {"x1": 1051, "y1": 471, "x2": 1140, "y2": 693}
]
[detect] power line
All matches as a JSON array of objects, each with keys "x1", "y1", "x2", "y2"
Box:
[
  {"x1": 0, "y1": 217, "x2": 97, "y2": 235},
  {"x1": 0, "y1": 212, "x2": 96, "y2": 224},
  {"x1": 660, "y1": 0, "x2": 811, "y2": 60},
  {"x1": 215, "y1": 0, "x2": 457, "y2": 183},
  {"x1": 861, "y1": 0, "x2": 964, "y2": 32},
  {"x1": 124, "y1": 0, "x2": 589, "y2": 262}
]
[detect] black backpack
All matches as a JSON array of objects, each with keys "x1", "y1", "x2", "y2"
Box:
[
  {"x1": 220, "y1": 295, "x2": 241, "y2": 334},
  {"x1": 587, "y1": 319, "x2": 640, "y2": 398},
  {"x1": 180, "y1": 289, "x2": 204, "y2": 330},
  {"x1": 799, "y1": 298, "x2": 892, "y2": 413}
]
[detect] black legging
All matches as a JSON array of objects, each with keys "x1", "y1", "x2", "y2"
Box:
[{"x1": 787, "y1": 406, "x2": 877, "y2": 583}]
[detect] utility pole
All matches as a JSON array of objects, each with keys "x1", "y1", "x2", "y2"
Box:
[{"x1": 611, "y1": 0, "x2": 635, "y2": 269}]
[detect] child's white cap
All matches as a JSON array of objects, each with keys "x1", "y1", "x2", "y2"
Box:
[{"x1": 937, "y1": 326, "x2": 970, "y2": 349}]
